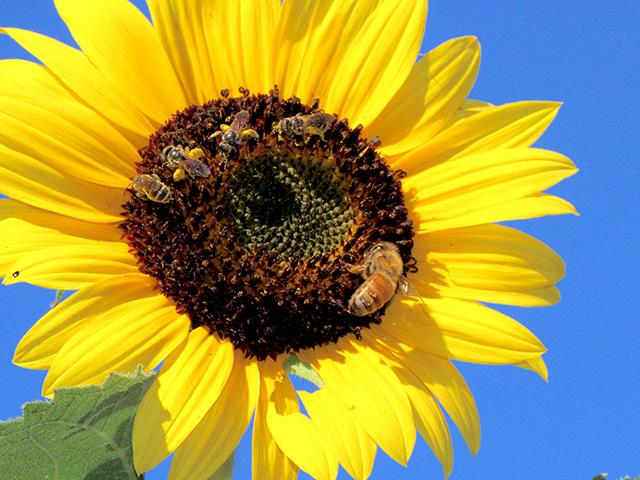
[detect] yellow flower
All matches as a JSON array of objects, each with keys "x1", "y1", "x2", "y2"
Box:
[{"x1": 2, "y1": 0, "x2": 576, "y2": 479}]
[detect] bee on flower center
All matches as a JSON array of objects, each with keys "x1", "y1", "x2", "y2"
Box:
[
  {"x1": 161, "y1": 145, "x2": 211, "y2": 182},
  {"x1": 273, "y1": 112, "x2": 336, "y2": 141},
  {"x1": 346, "y1": 241, "x2": 410, "y2": 316},
  {"x1": 210, "y1": 110, "x2": 259, "y2": 157},
  {"x1": 130, "y1": 174, "x2": 173, "y2": 203}
]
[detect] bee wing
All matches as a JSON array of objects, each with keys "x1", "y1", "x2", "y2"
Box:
[
  {"x1": 310, "y1": 113, "x2": 335, "y2": 127},
  {"x1": 232, "y1": 110, "x2": 250, "y2": 130},
  {"x1": 184, "y1": 159, "x2": 211, "y2": 178}
]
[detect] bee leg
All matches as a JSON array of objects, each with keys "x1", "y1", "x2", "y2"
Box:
[
  {"x1": 173, "y1": 168, "x2": 187, "y2": 182},
  {"x1": 344, "y1": 262, "x2": 366, "y2": 275},
  {"x1": 398, "y1": 276, "x2": 418, "y2": 295},
  {"x1": 187, "y1": 147, "x2": 205, "y2": 159},
  {"x1": 240, "y1": 129, "x2": 260, "y2": 142},
  {"x1": 304, "y1": 126, "x2": 326, "y2": 140},
  {"x1": 208, "y1": 131, "x2": 224, "y2": 141},
  {"x1": 331, "y1": 298, "x2": 347, "y2": 311}
]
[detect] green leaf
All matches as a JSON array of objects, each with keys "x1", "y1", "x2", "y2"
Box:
[
  {"x1": 0, "y1": 369, "x2": 155, "y2": 480},
  {"x1": 283, "y1": 353, "x2": 324, "y2": 388},
  {"x1": 50, "y1": 289, "x2": 66, "y2": 309}
]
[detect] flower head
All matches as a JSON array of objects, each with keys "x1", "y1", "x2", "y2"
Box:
[{"x1": 2, "y1": 0, "x2": 576, "y2": 479}]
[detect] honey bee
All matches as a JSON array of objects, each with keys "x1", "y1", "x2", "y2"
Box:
[
  {"x1": 162, "y1": 145, "x2": 211, "y2": 182},
  {"x1": 273, "y1": 112, "x2": 335, "y2": 141},
  {"x1": 130, "y1": 174, "x2": 173, "y2": 203},
  {"x1": 346, "y1": 241, "x2": 411, "y2": 317},
  {"x1": 210, "y1": 110, "x2": 259, "y2": 157}
]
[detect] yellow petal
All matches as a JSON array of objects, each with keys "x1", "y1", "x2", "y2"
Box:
[
  {"x1": 1, "y1": 28, "x2": 155, "y2": 140},
  {"x1": 200, "y1": 0, "x2": 281, "y2": 98},
  {"x1": 395, "y1": 101, "x2": 561, "y2": 173},
  {"x1": 0, "y1": 59, "x2": 138, "y2": 187},
  {"x1": 0, "y1": 142, "x2": 125, "y2": 223},
  {"x1": 274, "y1": 1, "x2": 400, "y2": 107},
  {"x1": 2, "y1": 243, "x2": 137, "y2": 290},
  {"x1": 152, "y1": 0, "x2": 280, "y2": 102},
  {"x1": 380, "y1": 298, "x2": 546, "y2": 365},
  {"x1": 287, "y1": 0, "x2": 426, "y2": 127},
  {"x1": 54, "y1": 0, "x2": 186, "y2": 124},
  {"x1": 133, "y1": 328, "x2": 235, "y2": 473},
  {"x1": 0, "y1": 199, "x2": 120, "y2": 241},
  {"x1": 299, "y1": 386, "x2": 376, "y2": 480},
  {"x1": 168, "y1": 354, "x2": 260, "y2": 480},
  {"x1": 393, "y1": 367, "x2": 453, "y2": 477},
  {"x1": 42, "y1": 306, "x2": 187, "y2": 397},
  {"x1": 411, "y1": 224, "x2": 566, "y2": 306},
  {"x1": 451, "y1": 99, "x2": 494, "y2": 123},
  {"x1": 262, "y1": 359, "x2": 338, "y2": 480},
  {"x1": 252, "y1": 370, "x2": 298, "y2": 480},
  {"x1": 369, "y1": 340, "x2": 481, "y2": 455},
  {"x1": 414, "y1": 223, "x2": 565, "y2": 293},
  {"x1": 516, "y1": 356, "x2": 549, "y2": 382},
  {"x1": 369, "y1": 36, "x2": 480, "y2": 158},
  {"x1": 273, "y1": 0, "x2": 348, "y2": 103},
  {"x1": 299, "y1": 338, "x2": 416, "y2": 466},
  {"x1": 430, "y1": 283, "x2": 561, "y2": 308},
  {"x1": 13, "y1": 273, "x2": 165, "y2": 370},
  {"x1": 36, "y1": 274, "x2": 188, "y2": 395},
  {"x1": 404, "y1": 148, "x2": 578, "y2": 233},
  {"x1": 423, "y1": 193, "x2": 577, "y2": 233},
  {"x1": 404, "y1": 102, "x2": 561, "y2": 168},
  {"x1": 0, "y1": 199, "x2": 124, "y2": 276},
  {"x1": 146, "y1": 0, "x2": 200, "y2": 104},
  {"x1": 330, "y1": 0, "x2": 427, "y2": 127}
]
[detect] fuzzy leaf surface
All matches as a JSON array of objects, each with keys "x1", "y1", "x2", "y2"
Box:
[{"x1": 0, "y1": 370, "x2": 155, "y2": 480}]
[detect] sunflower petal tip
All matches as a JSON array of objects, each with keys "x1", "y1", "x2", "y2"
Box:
[
  {"x1": 41, "y1": 384, "x2": 54, "y2": 399},
  {"x1": 559, "y1": 198, "x2": 579, "y2": 216},
  {"x1": 11, "y1": 353, "x2": 23, "y2": 366},
  {"x1": 470, "y1": 440, "x2": 481, "y2": 456},
  {"x1": 443, "y1": 464, "x2": 454, "y2": 479},
  {"x1": 458, "y1": 34, "x2": 478, "y2": 44},
  {"x1": 11, "y1": 342, "x2": 30, "y2": 365}
]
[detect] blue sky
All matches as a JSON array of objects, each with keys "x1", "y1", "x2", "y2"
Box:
[{"x1": 0, "y1": 1, "x2": 638, "y2": 479}]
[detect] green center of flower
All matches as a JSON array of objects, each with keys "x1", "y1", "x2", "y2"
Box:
[
  {"x1": 120, "y1": 88, "x2": 415, "y2": 360},
  {"x1": 222, "y1": 155, "x2": 353, "y2": 258}
]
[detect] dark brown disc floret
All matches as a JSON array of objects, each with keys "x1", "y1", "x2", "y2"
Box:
[{"x1": 120, "y1": 88, "x2": 415, "y2": 359}]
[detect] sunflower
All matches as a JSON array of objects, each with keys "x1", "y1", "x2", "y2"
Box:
[{"x1": 2, "y1": 0, "x2": 576, "y2": 478}]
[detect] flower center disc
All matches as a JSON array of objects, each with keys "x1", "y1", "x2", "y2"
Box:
[{"x1": 121, "y1": 88, "x2": 415, "y2": 359}]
